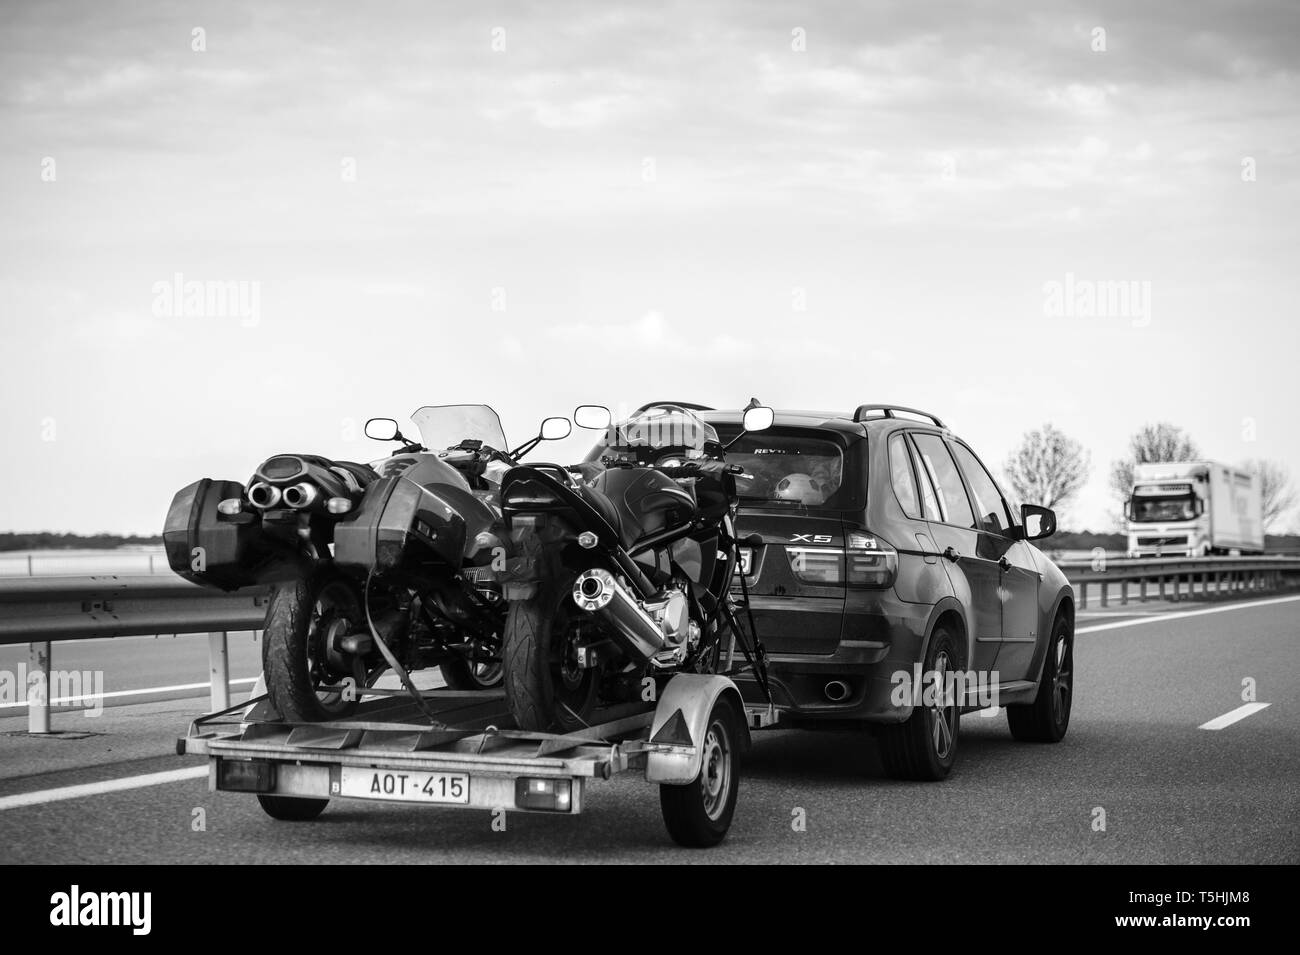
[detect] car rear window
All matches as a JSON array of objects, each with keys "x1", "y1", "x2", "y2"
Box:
[{"x1": 720, "y1": 431, "x2": 858, "y2": 508}]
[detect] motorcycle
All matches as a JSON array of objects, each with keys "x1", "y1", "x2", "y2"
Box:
[
  {"x1": 498, "y1": 400, "x2": 774, "y2": 732},
  {"x1": 163, "y1": 404, "x2": 572, "y2": 722}
]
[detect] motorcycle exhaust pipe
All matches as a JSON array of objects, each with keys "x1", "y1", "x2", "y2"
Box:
[
  {"x1": 282, "y1": 482, "x2": 318, "y2": 509},
  {"x1": 572, "y1": 568, "x2": 665, "y2": 663},
  {"x1": 248, "y1": 482, "x2": 281, "y2": 509}
]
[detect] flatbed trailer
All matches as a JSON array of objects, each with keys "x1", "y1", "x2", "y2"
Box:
[{"x1": 180, "y1": 674, "x2": 779, "y2": 847}]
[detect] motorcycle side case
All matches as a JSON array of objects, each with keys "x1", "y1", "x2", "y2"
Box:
[
  {"x1": 163, "y1": 478, "x2": 302, "y2": 591},
  {"x1": 334, "y1": 475, "x2": 469, "y2": 579}
]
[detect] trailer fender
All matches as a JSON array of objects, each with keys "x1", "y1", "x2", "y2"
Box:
[{"x1": 645, "y1": 674, "x2": 748, "y2": 785}]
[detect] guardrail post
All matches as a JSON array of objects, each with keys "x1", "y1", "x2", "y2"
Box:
[
  {"x1": 1139, "y1": 578, "x2": 1147, "y2": 602},
  {"x1": 1120, "y1": 579, "x2": 1128, "y2": 605},
  {"x1": 28, "y1": 642, "x2": 51, "y2": 734},
  {"x1": 1100, "y1": 579, "x2": 1108, "y2": 607},
  {"x1": 208, "y1": 631, "x2": 230, "y2": 712},
  {"x1": 1078, "y1": 580, "x2": 1087, "y2": 609}
]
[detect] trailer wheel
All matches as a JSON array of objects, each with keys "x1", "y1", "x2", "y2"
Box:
[
  {"x1": 659, "y1": 697, "x2": 740, "y2": 848},
  {"x1": 263, "y1": 569, "x2": 365, "y2": 723},
  {"x1": 256, "y1": 795, "x2": 328, "y2": 821}
]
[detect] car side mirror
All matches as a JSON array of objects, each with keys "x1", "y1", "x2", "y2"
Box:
[
  {"x1": 574, "y1": 405, "x2": 612, "y2": 430},
  {"x1": 365, "y1": 417, "x2": 400, "y2": 441},
  {"x1": 1021, "y1": 504, "x2": 1057, "y2": 541},
  {"x1": 742, "y1": 405, "x2": 774, "y2": 433},
  {"x1": 540, "y1": 416, "x2": 571, "y2": 441}
]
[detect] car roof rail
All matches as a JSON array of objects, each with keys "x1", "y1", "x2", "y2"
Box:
[
  {"x1": 633, "y1": 401, "x2": 716, "y2": 414},
  {"x1": 852, "y1": 404, "x2": 947, "y2": 429}
]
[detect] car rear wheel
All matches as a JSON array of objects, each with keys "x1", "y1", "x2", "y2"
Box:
[
  {"x1": 1008, "y1": 615, "x2": 1073, "y2": 743},
  {"x1": 877, "y1": 625, "x2": 960, "y2": 781}
]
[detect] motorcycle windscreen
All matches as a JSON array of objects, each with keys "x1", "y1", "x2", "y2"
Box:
[{"x1": 410, "y1": 405, "x2": 508, "y2": 454}]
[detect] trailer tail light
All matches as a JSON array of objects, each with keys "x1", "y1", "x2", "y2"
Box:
[
  {"x1": 217, "y1": 758, "x2": 275, "y2": 793},
  {"x1": 846, "y1": 532, "x2": 897, "y2": 588},
  {"x1": 515, "y1": 777, "x2": 573, "y2": 812}
]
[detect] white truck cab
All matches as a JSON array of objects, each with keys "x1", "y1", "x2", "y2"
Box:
[{"x1": 1126, "y1": 461, "x2": 1264, "y2": 558}]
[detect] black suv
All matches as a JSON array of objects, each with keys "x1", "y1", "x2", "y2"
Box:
[{"x1": 700, "y1": 404, "x2": 1075, "y2": 780}]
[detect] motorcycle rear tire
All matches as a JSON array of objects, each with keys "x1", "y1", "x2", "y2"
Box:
[
  {"x1": 503, "y1": 582, "x2": 597, "y2": 732},
  {"x1": 263, "y1": 569, "x2": 362, "y2": 723}
]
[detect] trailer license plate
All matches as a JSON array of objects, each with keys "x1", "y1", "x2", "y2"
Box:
[{"x1": 338, "y1": 767, "x2": 469, "y2": 804}]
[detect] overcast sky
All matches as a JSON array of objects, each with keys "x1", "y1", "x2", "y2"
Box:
[{"x1": 1, "y1": 0, "x2": 1297, "y2": 535}]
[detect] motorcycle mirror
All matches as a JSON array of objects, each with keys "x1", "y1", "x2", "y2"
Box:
[
  {"x1": 574, "y1": 405, "x2": 612, "y2": 430},
  {"x1": 364, "y1": 417, "x2": 401, "y2": 441},
  {"x1": 540, "y1": 416, "x2": 572, "y2": 441},
  {"x1": 742, "y1": 405, "x2": 774, "y2": 433}
]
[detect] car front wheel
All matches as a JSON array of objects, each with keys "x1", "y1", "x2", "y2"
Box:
[{"x1": 1007, "y1": 615, "x2": 1073, "y2": 743}]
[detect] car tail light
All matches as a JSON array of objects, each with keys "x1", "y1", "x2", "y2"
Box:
[
  {"x1": 787, "y1": 547, "x2": 844, "y2": 584},
  {"x1": 846, "y1": 531, "x2": 897, "y2": 588}
]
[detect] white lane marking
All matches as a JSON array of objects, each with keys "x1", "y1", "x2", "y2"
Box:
[
  {"x1": 0, "y1": 677, "x2": 258, "y2": 710},
  {"x1": 1199, "y1": 702, "x2": 1271, "y2": 730},
  {"x1": 1077, "y1": 608, "x2": 1174, "y2": 618},
  {"x1": 0, "y1": 766, "x2": 208, "y2": 812},
  {"x1": 1076, "y1": 595, "x2": 1300, "y2": 634}
]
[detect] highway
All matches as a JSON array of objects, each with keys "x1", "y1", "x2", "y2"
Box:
[{"x1": 0, "y1": 594, "x2": 1295, "y2": 864}]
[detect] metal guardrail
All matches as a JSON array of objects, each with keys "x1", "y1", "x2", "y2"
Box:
[
  {"x1": 2, "y1": 557, "x2": 1298, "y2": 734},
  {"x1": 0, "y1": 575, "x2": 269, "y2": 734},
  {"x1": 1057, "y1": 555, "x2": 1300, "y2": 609}
]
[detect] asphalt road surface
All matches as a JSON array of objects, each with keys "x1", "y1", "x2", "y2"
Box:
[{"x1": 0, "y1": 594, "x2": 1295, "y2": 864}]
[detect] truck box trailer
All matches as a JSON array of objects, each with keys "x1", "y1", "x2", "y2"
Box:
[{"x1": 1126, "y1": 461, "x2": 1264, "y2": 558}]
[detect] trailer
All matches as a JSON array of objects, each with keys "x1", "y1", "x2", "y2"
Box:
[
  {"x1": 1126, "y1": 461, "x2": 1265, "y2": 558},
  {"x1": 179, "y1": 674, "x2": 779, "y2": 847}
]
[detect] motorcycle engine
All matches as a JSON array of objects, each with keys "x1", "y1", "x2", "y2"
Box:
[{"x1": 647, "y1": 582, "x2": 699, "y2": 655}]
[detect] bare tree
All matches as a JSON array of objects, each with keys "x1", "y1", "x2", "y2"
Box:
[
  {"x1": 1003, "y1": 424, "x2": 1091, "y2": 518},
  {"x1": 1109, "y1": 423, "x2": 1201, "y2": 510},
  {"x1": 1242, "y1": 459, "x2": 1297, "y2": 532}
]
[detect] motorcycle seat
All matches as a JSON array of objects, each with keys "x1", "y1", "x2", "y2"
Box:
[
  {"x1": 589, "y1": 469, "x2": 697, "y2": 551},
  {"x1": 579, "y1": 485, "x2": 625, "y2": 541}
]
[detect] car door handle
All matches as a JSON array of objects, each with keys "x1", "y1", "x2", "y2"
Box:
[
  {"x1": 943, "y1": 546, "x2": 960, "y2": 562},
  {"x1": 998, "y1": 556, "x2": 1011, "y2": 571}
]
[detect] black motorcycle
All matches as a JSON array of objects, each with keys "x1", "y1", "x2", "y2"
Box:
[
  {"x1": 164, "y1": 404, "x2": 571, "y2": 722},
  {"x1": 498, "y1": 401, "x2": 774, "y2": 731}
]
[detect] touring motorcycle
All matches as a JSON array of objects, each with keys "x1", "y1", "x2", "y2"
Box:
[
  {"x1": 498, "y1": 400, "x2": 774, "y2": 732},
  {"x1": 163, "y1": 404, "x2": 571, "y2": 722}
]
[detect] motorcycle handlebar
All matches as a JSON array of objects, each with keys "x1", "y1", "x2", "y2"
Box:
[{"x1": 655, "y1": 461, "x2": 741, "y2": 478}]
